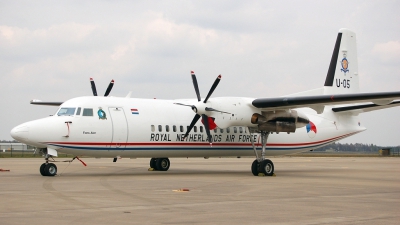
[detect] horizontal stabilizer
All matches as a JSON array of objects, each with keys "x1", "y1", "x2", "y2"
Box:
[{"x1": 332, "y1": 100, "x2": 400, "y2": 113}]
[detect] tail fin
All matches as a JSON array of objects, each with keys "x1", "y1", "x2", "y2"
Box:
[{"x1": 324, "y1": 28, "x2": 359, "y2": 95}]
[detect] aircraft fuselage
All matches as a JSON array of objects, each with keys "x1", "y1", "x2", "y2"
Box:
[{"x1": 11, "y1": 96, "x2": 365, "y2": 158}]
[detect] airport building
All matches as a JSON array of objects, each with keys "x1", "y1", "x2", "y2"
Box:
[{"x1": 0, "y1": 142, "x2": 34, "y2": 152}]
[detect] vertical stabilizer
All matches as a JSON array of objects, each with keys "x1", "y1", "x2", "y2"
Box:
[{"x1": 324, "y1": 28, "x2": 359, "y2": 95}]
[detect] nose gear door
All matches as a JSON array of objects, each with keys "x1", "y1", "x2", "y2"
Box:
[{"x1": 109, "y1": 107, "x2": 128, "y2": 149}]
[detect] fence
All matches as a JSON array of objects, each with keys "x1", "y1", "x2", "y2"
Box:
[{"x1": 0, "y1": 143, "x2": 73, "y2": 158}]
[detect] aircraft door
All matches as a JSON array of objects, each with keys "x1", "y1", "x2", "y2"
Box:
[{"x1": 109, "y1": 107, "x2": 128, "y2": 148}]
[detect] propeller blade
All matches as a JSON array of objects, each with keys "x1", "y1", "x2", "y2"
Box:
[
  {"x1": 174, "y1": 103, "x2": 197, "y2": 113},
  {"x1": 90, "y1": 78, "x2": 98, "y2": 96},
  {"x1": 203, "y1": 75, "x2": 221, "y2": 103},
  {"x1": 104, "y1": 79, "x2": 114, "y2": 97},
  {"x1": 205, "y1": 107, "x2": 231, "y2": 114},
  {"x1": 202, "y1": 114, "x2": 212, "y2": 145},
  {"x1": 191, "y1": 71, "x2": 201, "y2": 102},
  {"x1": 174, "y1": 103, "x2": 193, "y2": 107},
  {"x1": 183, "y1": 114, "x2": 201, "y2": 139}
]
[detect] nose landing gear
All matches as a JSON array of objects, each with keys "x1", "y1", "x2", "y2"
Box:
[
  {"x1": 40, "y1": 162, "x2": 58, "y2": 176},
  {"x1": 39, "y1": 155, "x2": 58, "y2": 176},
  {"x1": 38, "y1": 149, "x2": 86, "y2": 176}
]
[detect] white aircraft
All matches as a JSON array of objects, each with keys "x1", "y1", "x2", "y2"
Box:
[{"x1": 10, "y1": 28, "x2": 400, "y2": 177}]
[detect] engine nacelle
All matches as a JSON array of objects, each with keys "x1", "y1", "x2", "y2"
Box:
[
  {"x1": 251, "y1": 110, "x2": 309, "y2": 132},
  {"x1": 258, "y1": 121, "x2": 296, "y2": 132}
]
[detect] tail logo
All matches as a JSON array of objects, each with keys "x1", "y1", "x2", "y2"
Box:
[
  {"x1": 306, "y1": 121, "x2": 317, "y2": 138},
  {"x1": 341, "y1": 54, "x2": 349, "y2": 74}
]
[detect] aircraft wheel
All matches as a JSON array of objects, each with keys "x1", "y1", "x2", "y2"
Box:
[
  {"x1": 40, "y1": 163, "x2": 47, "y2": 176},
  {"x1": 155, "y1": 158, "x2": 170, "y2": 171},
  {"x1": 150, "y1": 158, "x2": 157, "y2": 169},
  {"x1": 259, "y1": 159, "x2": 274, "y2": 176},
  {"x1": 44, "y1": 163, "x2": 57, "y2": 176},
  {"x1": 251, "y1": 159, "x2": 259, "y2": 176}
]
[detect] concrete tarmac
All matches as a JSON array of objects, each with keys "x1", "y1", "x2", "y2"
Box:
[{"x1": 0, "y1": 157, "x2": 399, "y2": 225}]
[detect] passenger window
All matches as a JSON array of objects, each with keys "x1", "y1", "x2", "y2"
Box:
[
  {"x1": 239, "y1": 127, "x2": 243, "y2": 133},
  {"x1": 158, "y1": 125, "x2": 162, "y2": 132},
  {"x1": 220, "y1": 129, "x2": 223, "y2": 133},
  {"x1": 180, "y1": 126, "x2": 184, "y2": 132},
  {"x1": 166, "y1": 125, "x2": 170, "y2": 132},
  {"x1": 173, "y1": 125, "x2": 177, "y2": 132},
  {"x1": 82, "y1": 108, "x2": 93, "y2": 116},
  {"x1": 57, "y1": 107, "x2": 76, "y2": 116},
  {"x1": 76, "y1": 107, "x2": 81, "y2": 115},
  {"x1": 227, "y1": 127, "x2": 230, "y2": 133},
  {"x1": 200, "y1": 126, "x2": 204, "y2": 133},
  {"x1": 214, "y1": 129, "x2": 217, "y2": 133},
  {"x1": 194, "y1": 126, "x2": 197, "y2": 132},
  {"x1": 151, "y1": 125, "x2": 155, "y2": 132},
  {"x1": 234, "y1": 127, "x2": 238, "y2": 133}
]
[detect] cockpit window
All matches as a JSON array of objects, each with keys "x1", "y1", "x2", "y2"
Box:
[
  {"x1": 82, "y1": 108, "x2": 93, "y2": 116},
  {"x1": 76, "y1": 107, "x2": 81, "y2": 115},
  {"x1": 57, "y1": 108, "x2": 76, "y2": 116}
]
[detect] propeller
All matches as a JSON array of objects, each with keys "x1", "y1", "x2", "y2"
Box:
[
  {"x1": 175, "y1": 71, "x2": 227, "y2": 146},
  {"x1": 90, "y1": 78, "x2": 115, "y2": 97},
  {"x1": 90, "y1": 78, "x2": 97, "y2": 96}
]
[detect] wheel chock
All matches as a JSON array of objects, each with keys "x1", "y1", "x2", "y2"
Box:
[
  {"x1": 148, "y1": 167, "x2": 155, "y2": 171},
  {"x1": 173, "y1": 188, "x2": 190, "y2": 192},
  {"x1": 272, "y1": 173, "x2": 276, "y2": 177},
  {"x1": 0, "y1": 168, "x2": 10, "y2": 172}
]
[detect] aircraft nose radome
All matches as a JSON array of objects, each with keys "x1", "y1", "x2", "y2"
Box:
[{"x1": 10, "y1": 125, "x2": 29, "y2": 142}]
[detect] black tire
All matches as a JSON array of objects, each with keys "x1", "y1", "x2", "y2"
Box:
[
  {"x1": 150, "y1": 158, "x2": 157, "y2": 169},
  {"x1": 260, "y1": 159, "x2": 274, "y2": 176},
  {"x1": 251, "y1": 159, "x2": 259, "y2": 176},
  {"x1": 40, "y1": 163, "x2": 47, "y2": 176},
  {"x1": 44, "y1": 163, "x2": 57, "y2": 176},
  {"x1": 155, "y1": 158, "x2": 170, "y2": 171}
]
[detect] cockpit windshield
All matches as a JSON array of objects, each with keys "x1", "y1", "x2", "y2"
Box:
[{"x1": 57, "y1": 107, "x2": 76, "y2": 116}]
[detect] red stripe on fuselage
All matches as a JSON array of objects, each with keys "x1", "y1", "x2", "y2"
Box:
[{"x1": 44, "y1": 131, "x2": 360, "y2": 148}]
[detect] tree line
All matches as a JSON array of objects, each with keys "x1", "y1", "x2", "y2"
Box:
[
  {"x1": 2, "y1": 140, "x2": 400, "y2": 153},
  {"x1": 315, "y1": 143, "x2": 400, "y2": 152}
]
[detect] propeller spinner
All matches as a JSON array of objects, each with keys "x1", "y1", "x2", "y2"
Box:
[
  {"x1": 175, "y1": 71, "x2": 228, "y2": 146},
  {"x1": 90, "y1": 78, "x2": 114, "y2": 97}
]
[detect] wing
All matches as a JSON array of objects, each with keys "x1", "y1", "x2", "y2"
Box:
[
  {"x1": 252, "y1": 91, "x2": 400, "y2": 113},
  {"x1": 30, "y1": 100, "x2": 63, "y2": 106}
]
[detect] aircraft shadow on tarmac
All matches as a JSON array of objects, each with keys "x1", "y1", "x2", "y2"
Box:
[{"x1": 51, "y1": 165, "x2": 340, "y2": 178}]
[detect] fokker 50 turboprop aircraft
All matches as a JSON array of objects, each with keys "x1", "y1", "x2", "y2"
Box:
[{"x1": 11, "y1": 28, "x2": 400, "y2": 177}]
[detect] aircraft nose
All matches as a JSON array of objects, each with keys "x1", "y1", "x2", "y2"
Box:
[{"x1": 10, "y1": 124, "x2": 29, "y2": 141}]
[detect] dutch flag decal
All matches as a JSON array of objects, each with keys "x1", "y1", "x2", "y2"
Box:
[{"x1": 131, "y1": 109, "x2": 139, "y2": 115}]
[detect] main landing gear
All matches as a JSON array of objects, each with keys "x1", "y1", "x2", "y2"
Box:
[
  {"x1": 249, "y1": 130, "x2": 275, "y2": 176},
  {"x1": 40, "y1": 155, "x2": 58, "y2": 176},
  {"x1": 149, "y1": 158, "x2": 170, "y2": 171}
]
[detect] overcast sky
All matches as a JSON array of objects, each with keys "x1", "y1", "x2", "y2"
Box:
[{"x1": 1, "y1": 1, "x2": 399, "y2": 146}]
